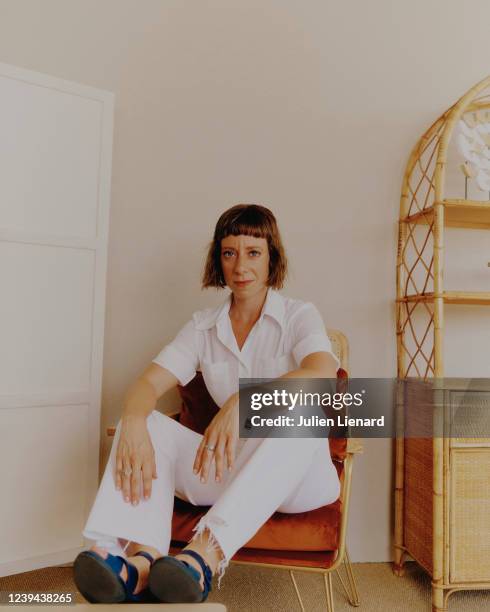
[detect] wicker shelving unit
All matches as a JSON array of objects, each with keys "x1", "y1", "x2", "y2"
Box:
[{"x1": 395, "y1": 77, "x2": 490, "y2": 611}]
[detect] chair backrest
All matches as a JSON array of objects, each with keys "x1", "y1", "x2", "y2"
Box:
[
  {"x1": 325, "y1": 329, "x2": 349, "y2": 462},
  {"x1": 326, "y1": 328, "x2": 349, "y2": 373}
]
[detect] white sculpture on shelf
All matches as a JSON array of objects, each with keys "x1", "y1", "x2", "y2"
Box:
[{"x1": 458, "y1": 112, "x2": 490, "y2": 192}]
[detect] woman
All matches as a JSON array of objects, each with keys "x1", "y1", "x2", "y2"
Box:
[{"x1": 74, "y1": 204, "x2": 341, "y2": 604}]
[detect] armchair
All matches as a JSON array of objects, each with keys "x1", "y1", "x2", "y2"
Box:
[{"x1": 107, "y1": 329, "x2": 362, "y2": 611}]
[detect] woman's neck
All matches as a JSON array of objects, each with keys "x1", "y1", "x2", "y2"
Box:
[{"x1": 229, "y1": 287, "x2": 268, "y2": 325}]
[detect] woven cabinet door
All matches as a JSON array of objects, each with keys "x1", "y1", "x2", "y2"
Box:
[{"x1": 450, "y1": 448, "x2": 490, "y2": 582}]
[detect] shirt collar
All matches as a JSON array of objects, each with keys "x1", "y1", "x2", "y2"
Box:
[
  {"x1": 195, "y1": 288, "x2": 285, "y2": 331},
  {"x1": 259, "y1": 288, "x2": 285, "y2": 330}
]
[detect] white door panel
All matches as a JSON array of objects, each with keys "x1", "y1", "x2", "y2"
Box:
[
  {"x1": 0, "y1": 62, "x2": 114, "y2": 576},
  {"x1": 0, "y1": 241, "x2": 94, "y2": 395},
  {"x1": 0, "y1": 403, "x2": 89, "y2": 564},
  {"x1": 0, "y1": 74, "x2": 102, "y2": 239}
]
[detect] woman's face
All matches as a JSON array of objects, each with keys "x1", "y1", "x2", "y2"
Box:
[{"x1": 220, "y1": 234, "x2": 270, "y2": 298}]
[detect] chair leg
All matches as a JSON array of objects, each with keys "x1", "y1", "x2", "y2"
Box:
[
  {"x1": 323, "y1": 572, "x2": 335, "y2": 612},
  {"x1": 289, "y1": 570, "x2": 306, "y2": 612},
  {"x1": 334, "y1": 549, "x2": 360, "y2": 607},
  {"x1": 290, "y1": 552, "x2": 359, "y2": 612}
]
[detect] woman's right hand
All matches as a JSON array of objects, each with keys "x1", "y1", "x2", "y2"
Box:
[{"x1": 115, "y1": 415, "x2": 158, "y2": 504}]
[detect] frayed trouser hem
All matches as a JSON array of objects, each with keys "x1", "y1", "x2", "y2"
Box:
[
  {"x1": 84, "y1": 528, "x2": 167, "y2": 557},
  {"x1": 190, "y1": 515, "x2": 231, "y2": 590},
  {"x1": 91, "y1": 535, "x2": 128, "y2": 557}
]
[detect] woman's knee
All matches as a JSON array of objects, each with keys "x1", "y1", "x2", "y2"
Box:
[
  {"x1": 156, "y1": 410, "x2": 195, "y2": 436},
  {"x1": 278, "y1": 473, "x2": 341, "y2": 513},
  {"x1": 145, "y1": 411, "x2": 178, "y2": 444}
]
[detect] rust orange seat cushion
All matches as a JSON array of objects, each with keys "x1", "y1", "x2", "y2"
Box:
[{"x1": 171, "y1": 370, "x2": 347, "y2": 552}]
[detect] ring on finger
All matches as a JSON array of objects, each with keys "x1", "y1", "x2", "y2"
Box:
[{"x1": 205, "y1": 444, "x2": 215, "y2": 452}]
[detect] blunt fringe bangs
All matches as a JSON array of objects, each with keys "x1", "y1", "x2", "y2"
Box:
[{"x1": 202, "y1": 204, "x2": 288, "y2": 289}]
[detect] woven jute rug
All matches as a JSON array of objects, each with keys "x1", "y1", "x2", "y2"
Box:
[{"x1": 1, "y1": 561, "x2": 489, "y2": 611}]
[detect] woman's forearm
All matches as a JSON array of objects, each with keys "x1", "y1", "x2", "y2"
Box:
[
  {"x1": 121, "y1": 377, "x2": 158, "y2": 421},
  {"x1": 280, "y1": 367, "x2": 333, "y2": 379},
  {"x1": 281, "y1": 352, "x2": 338, "y2": 380}
]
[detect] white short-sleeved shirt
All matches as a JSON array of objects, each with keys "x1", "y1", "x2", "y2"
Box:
[{"x1": 152, "y1": 288, "x2": 339, "y2": 410}]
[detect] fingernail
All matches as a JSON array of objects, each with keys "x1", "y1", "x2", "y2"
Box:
[
  {"x1": 125, "y1": 496, "x2": 130, "y2": 502},
  {"x1": 228, "y1": 466, "x2": 232, "y2": 471},
  {"x1": 132, "y1": 500, "x2": 138, "y2": 506},
  {"x1": 144, "y1": 494, "x2": 149, "y2": 500},
  {"x1": 193, "y1": 468, "x2": 197, "y2": 474},
  {"x1": 116, "y1": 485, "x2": 121, "y2": 490},
  {"x1": 200, "y1": 477, "x2": 205, "y2": 483},
  {"x1": 215, "y1": 477, "x2": 220, "y2": 483}
]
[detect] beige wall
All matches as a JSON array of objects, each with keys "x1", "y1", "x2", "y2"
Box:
[{"x1": 1, "y1": 0, "x2": 490, "y2": 562}]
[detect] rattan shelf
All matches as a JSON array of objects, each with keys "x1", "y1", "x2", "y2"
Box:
[
  {"x1": 402, "y1": 199, "x2": 490, "y2": 229},
  {"x1": 395, "y1": 76, "x2": 490, "y2": 612},
  {"x1": 398, "y1": 291, "x2": 490, "y2": 305}
]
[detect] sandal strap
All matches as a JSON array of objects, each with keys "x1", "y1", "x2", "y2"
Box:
[
  {"x1": 93, "y1": 552, "x2": 139, "y2": 599},
  {"x1": 177, "y1": 550, "x2": 213, "y2": 597},
  {"x1": 118, "y1": 557, "x2": 139, "y2": 598},
  {"x1": 134, "y1": 550, "x2": 155, "y2": 566},
  {"x1": 94, "y1": 551, "x2": 125, "y2": 576}
]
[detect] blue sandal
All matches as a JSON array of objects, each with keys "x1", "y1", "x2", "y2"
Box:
[
  {"x1": 73, "y1": 549, "x2": 156, "y2": 603},
  {"x1": 148, "y1": 549, "x2": 213, "y2": 603}
]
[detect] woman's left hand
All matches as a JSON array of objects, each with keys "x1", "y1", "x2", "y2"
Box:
[{"x1": 193, "y1": 392, "x2": 239, "y2": 484}]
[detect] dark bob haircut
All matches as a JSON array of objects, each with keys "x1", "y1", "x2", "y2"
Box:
[{"x1": 202, "y1": 204, "x2": 288, "y2": 289}]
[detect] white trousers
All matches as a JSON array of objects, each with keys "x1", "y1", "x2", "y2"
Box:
[{"x1": 82, "y1": 410, "x2": 340, "y2": 587}]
